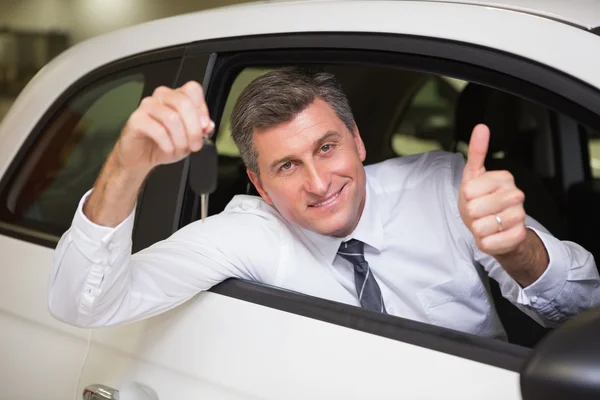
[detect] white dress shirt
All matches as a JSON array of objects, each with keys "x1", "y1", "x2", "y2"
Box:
[{"x1": 48, "y1": 151, "x2": 600, "y2": 339}]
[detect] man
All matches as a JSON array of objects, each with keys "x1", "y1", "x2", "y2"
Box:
[{"x1": 48, "y1": 67, "x2": 600, "y2": 339}]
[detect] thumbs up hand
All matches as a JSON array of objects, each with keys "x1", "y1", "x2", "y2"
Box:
[{"x1": 458, "y1": 124, "x2": 527, "y2": 256}]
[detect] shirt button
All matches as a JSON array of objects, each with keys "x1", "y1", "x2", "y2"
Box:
[{"x1": 531, "y1": 296, "x2": 538, "y2": 304}]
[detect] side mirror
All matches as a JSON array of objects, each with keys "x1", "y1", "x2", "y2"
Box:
[
  {"x1": 521, "y1": 307, "x2": 600, "y2": 399},
  {"x1": 83, "y1": 384, "x2": 119, "y2": 400}
]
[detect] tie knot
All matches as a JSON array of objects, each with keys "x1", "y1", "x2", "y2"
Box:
[{"x1": 337, "y1": 239, "x2": 366, "y2": 264}]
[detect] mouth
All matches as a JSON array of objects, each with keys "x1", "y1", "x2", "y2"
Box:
[{"x1": 309, "y1": 185, "x2": 345, "y2": 208}]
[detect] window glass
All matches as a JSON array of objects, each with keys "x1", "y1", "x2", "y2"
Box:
[
  {"x1": 392, "y1": 76, "x2": 467, "y2": 156},
  {"x1": 0, "y1": 72, "x2": 145, "y2": 237},
  {"x1": 587, "y1": 128, "x2": 600, "y2": 178},
  {"x1": 205, "y1": 67, "x2": 272, "y2": 216},
  {"x1": 215, "y1": 67, "x2": 272, "y2": 157}
]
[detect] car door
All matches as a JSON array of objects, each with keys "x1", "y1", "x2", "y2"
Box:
[{"x1": 0, "y1": 49, "x2": 186, "y2": 400}]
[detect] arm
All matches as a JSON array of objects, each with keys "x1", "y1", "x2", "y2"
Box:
[
  {"x1": 493, "y1": 227, "x2": 549, "y2": 287},
  {"x1": 454, "y1": 125, "x2": 600, "y2": 326},
  {"x1": 473, "y1": 215, "x2": 599, "y2": 327},
  {"x1": 48, "y1": 196, "x2": 280, "y2": 328},
  {"x1": 48, "y1": 81, "x2": 226, "y2": 327},
  {"x1": 83, "y1": 81, "x2": 212, "y2": 228}
]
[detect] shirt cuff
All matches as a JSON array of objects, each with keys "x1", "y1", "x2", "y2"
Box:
[
  {"x1": 70, "y1": 189, "x2": 137, "y2": 264},
  {"x1": 515, "y1": 226, "x2": 570, "y2": 308}
]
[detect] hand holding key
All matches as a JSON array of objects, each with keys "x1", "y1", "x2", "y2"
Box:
[
  {"x1": 84, "y1": 80, "x2": 216, "y2": 227},
  {"x1": 114, "y1": 81, "x2": 215, "y2": 171}
]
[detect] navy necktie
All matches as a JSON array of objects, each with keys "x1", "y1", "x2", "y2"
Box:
[{"x1": 337, "y1": 239, "x2": 387, "y2": 313}]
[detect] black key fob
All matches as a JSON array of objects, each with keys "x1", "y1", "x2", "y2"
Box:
[{"x1": 189, "y1": 139, "x2": 218, "y2": 197}]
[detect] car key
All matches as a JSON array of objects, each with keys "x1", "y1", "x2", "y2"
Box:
[
  {"x1": 189, "y1": 138, "x2": 218, "y2": 222},
  {"x1": 200, "y1": 192, "x2": 208, "y2": 222}
]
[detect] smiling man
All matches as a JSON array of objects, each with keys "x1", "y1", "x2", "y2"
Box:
[
  {"x1": 244, "y1": 97, "x2": 367, "y2": 238},
  {"x1": 48, "y1": 67, "x2": 600, "y2": 338}
]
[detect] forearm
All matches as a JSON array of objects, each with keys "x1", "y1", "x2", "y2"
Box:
[
  {"x1": 84, "y1": 149, "x2": 152, "y2": 227},
  {"x1": 49, "y1": 206, "x2": 268, "y2": 328},
  {"x1": 473, "y1": 220, "x2": 600, "y2": 327},
  {"x1": 494, "y1": 228, "x2": 550, "y2": 287}
]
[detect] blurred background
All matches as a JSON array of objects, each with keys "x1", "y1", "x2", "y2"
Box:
[{"x1": 0, "y1": 0, "x2": 257, "y2": 121}]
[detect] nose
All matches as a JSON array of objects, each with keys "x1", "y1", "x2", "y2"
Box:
[{"x1": 304, "y1": 164, "x2": 330, "y2": 197}]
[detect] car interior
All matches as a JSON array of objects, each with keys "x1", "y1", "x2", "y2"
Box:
[{"x1": 206, "y1": 64, "x2": 597, "y2": 348}]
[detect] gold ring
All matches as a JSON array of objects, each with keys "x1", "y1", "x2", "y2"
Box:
[{"x1": 495, "y1": 215, "x2": 503, "y2": 232}]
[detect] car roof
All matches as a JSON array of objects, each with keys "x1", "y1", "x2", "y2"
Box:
[
  {"x1": 2, "y1": 0, "x2": 600, "y2": 173},
  {"x1": 417, "y1": 0, "x2": 600, "y2": 30},
  {"x1": 278, "y1": 0, "x2": 600, "y2": 30}
]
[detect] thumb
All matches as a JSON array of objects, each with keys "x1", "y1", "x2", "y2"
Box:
[{"x1": 463, "y1": 123, "x2": 490, "y2": 182}]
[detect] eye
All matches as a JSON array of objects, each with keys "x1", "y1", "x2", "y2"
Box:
[
  {"x1": 321, "y1": 144, "x2": 332, "y2": 152},
  {"x1": 280, "y1": 161, "x2": 292, "y2": 171}
]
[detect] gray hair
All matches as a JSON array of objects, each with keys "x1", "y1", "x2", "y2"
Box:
[{"x1": 230, "y1": 67, "x2": 355, "y2": 175}]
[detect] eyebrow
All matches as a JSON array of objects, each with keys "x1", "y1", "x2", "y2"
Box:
[{"x1": 269, "y1": 130, "x2": 341, "y2": 171}]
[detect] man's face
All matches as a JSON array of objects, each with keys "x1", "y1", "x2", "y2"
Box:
[{"x1": 248, "y1": 98, "x2": 367, "y2": 238}]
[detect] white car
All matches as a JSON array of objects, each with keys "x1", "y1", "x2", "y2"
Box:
[{"x1": 1, "y1": 1, "x2": 600, "y2": 399}]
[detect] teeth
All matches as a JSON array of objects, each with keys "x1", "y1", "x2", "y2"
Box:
[{"x1": 314, "y1": 191, "x2": 340, "y2": 207}]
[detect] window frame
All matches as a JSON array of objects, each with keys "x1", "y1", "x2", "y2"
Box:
[
  {"x1": 141, "y1": 32, "x2": 600, "y2": 372},
  {"x1": 0, "y1": 47, "x2": 186, "y2": 247}
]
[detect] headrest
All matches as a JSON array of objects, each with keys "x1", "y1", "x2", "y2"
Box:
[{"x1": 454, "y1": 83, "x2": 524, "y2": 154}]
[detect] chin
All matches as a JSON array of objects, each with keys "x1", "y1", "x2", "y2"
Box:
[{"x1": 311, "y1": 216, "x2": 354, "y2": 238}]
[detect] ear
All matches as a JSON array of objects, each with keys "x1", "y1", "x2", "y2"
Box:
[
  {"x1": 247, "y1": 168, "x2": 274, "y2": 205},
  {"x1": 352, "y1": 123, "x2": 366, "y2": 162}
]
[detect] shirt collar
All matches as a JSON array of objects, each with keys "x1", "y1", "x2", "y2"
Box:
[{"x1": 294, "y1": 178, "x2": 384, "y2": 264}]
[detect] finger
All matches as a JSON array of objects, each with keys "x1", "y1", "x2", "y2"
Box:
[
  {"x1": 180, "y1": 81, "x2": 214, "y2": 134},
  {"x1": 129, "y1": 109, "x2": 173, "y2": 154},
  {"x1": 145, "y1": 97, "x2": 188, "y2": 153},
  {"x1": 180, "y1": 81, "x2": 204, "y2": 106},
  {"x1": 465, "y1": 188, "x2": 525, "y2": 219},
  {"x1": 461, "y1": 170, "x2": 516, "y2": 201},
  {"x1": 463, "y1": 124, "x2": 490, "y2": 182},
  {"x1": 163, "y1": 89, "x2": 200, "y2": 133},
  {"x1": 479, "y1": 225, "x2": 527, "y2": 255},
  {"x1": 153, "y1": 86, "x2": 200, "y2": 151},
  {"x1": 161, "y1": 89, "x2": 204, "y2": 151},
  {"x1": 471, "y1": 205, "x2": 526, "y2": 239}
]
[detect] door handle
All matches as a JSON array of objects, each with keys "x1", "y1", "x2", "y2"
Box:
[{"x1": 83, "y1": 384, "x2": 119, "y2": 400}]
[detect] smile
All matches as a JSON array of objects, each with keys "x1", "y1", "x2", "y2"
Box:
[{"x1": 311, "y1": 187, "x2": 343, "y2": 207}]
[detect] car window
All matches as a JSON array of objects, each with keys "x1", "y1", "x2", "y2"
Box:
[
  {"x1": 0, "y1": 59, "x2": 179, "y2": 239},
  {"x1": 209, "y1": 66, "x2": 578, "y2": 244},
  {"x1": 200, "y1": 61, "x2": 600, "y2": 350},
  {"x1": 215, "y1": 67, "x2": 272, "y2": 157},
  {"x1": 587, "y1": 128, "x2": 600, "y2": 178},
  {"x1": 204, "y1": 67, "x2": 272, "y2": 216},
  {"x1": 392, "y1": 75, "x2": 467, "y2": 156}
]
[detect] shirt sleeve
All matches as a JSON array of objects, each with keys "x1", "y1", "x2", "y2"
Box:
[
  {"x1": 447, "y1": 153, "x2": 600, "y2": 327},
  {"x1": 48, "y1": 190, "x2": 282, "y2": 328}
]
